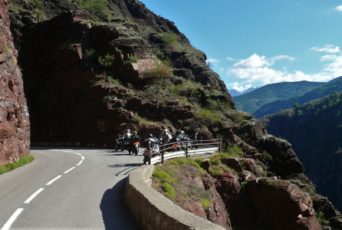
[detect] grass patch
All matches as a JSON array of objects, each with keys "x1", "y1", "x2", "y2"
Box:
[
  {"x1": 168, "y1": 158, "x2": 205, "y2": 174},
  {"x1": 159, "y1": 32, "x2": 178, "y2": 45},
  {"x1": 110, "y1": 78, "x2": 120, "y2": 85},
  {"x1": 143, "y1": 61, "x2": 173, "y2": 78},
  {"x1": 74, "y1": 0, "x2": 111, "y2": 20},
  {"x1": 197, "y1": 108, "x2": 221, "y2": 125},
  {"x1": 200, "y1": 198, "x2": 212, "y2": 210},
  {"x1": 127, "y1": 54, "x2": 138, "y2": 63},
  {"x1": 208, "y1": 151, "x2": 241, "y2": 177},
  {"x1": 162, "y1": 182, "x2": 176, "y2": 200},
  {"x1": 225, "y1": 145, "x2": 244, "y2": 158},
  {"x1": 98, "y1": 53, "x2": 115, "y2": 68},
  {"x1": 0, "y1": 154, "x2": 34, "y2": 175},
  {"x1": 153, "y1": 167, "x2": 176, "y2": 185}
]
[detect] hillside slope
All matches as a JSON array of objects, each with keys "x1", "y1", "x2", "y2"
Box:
[
  {"x1": 255, "y1": 76, "x2": 342, "y2": 117},
  {"x1": 0, "y1": 0, "x2": 30, "y2": 165},
  {"x1": 10, "y1": 0, "x2": 237, "y2": 146},
  {"x1": 234, "y1": 81, "x2": 322, "y2": 115},
  {"x1": 266, "y1": 92, "x2": 342, "y2": 211}
]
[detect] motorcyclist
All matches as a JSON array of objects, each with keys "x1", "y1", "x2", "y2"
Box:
[
  {"x1": 143, "y1": 134, "x2": 159, "y2": 165},
  {"x1": 176, "y1": 130, "x2": 188, "y2": 142},
  {"x1": 176, "y1": 130, "x2": 191, "y2": 150},
  {"x1": 123, "y1": 129, "x2": 132, "y2": 152},
  {"x1": 160, "y1": 128, "x2": 173, "y2": 145},
  {"x1": 115, "y1": 134, "x2": 124, "y2": 151},
  {"x1": 130, "y1": 131, "x2": 141, "y2": 155},
  {"x1": 146, "y1": 134, "x2": 159, "y2": 154}
]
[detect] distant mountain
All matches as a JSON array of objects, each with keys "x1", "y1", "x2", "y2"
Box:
[
  {"x1": 265, "y1": 92, "x2": 342, "y2": 210},
  {"x1": 229, "y1": 87, "x2": 257, "y2": 97},
  {"x1": 229, "y1": 89, "x2": 242, "y2": 97},
  {"x1": 243, "y1": 87, "x2": 257, "y2": 94},
  {"x1": 255, "y1": 76, "x2": 342, "y2": 117},
  {"x1": 233, "y1": 81, "x2": 323, "y2": 115}
]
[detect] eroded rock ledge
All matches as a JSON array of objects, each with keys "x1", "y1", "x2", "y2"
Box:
[{"x1": 0, "y1": 0, "x2": 30, "y2": 165}]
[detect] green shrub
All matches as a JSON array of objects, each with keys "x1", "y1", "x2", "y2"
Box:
[
  {"x1": 98, "y1": 54, "x2": 115, "y2": 68},
  {"x1": 85, "y1": 49, "x2": 96, "y2": 59},
  {"x1": 0, "y1": 154, "x2": 34, "y2": 175},
  {"x1": 127, "y1": 54, "x2": 138, "y2": 63},
  {"x1": 75, "y1": 0, "x2": 111, "y2": 19},
  {"x1": 143, "y1": 61, "x2": 173, "y2": 78},
  {"x1": 200, "y1": 198, "x2": 212, "y2": 210},
  {"x1": 209, "y1": 165, "x2": 225, "y2": 177},
  {"x1": 159, "y1": 32, "x2": 178, "y2": 45},
  {"x1": 168, "y1": 158, "x2": 205, "y2": 174},
  {"x1": 316, "y1": 211, "x2": 330, "y2": 226},
  {"x1": 153, "y1": 167, "x2": 176, "y2": 185},
  {"x1": 197, "y1": 108, "x2": 221, "y2": 124},
  {"x1": 110, "y1": 78, "x2": 120, "y2": 85},
  {"x1": 225, "y1": 145, "x2": 244, "y2": 157},
  {"x1": 162, "y1": 182, "x2": 176, "y2": 200}
]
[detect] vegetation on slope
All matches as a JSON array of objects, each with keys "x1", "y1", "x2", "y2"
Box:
[
  {"x1": 266, "y1": 92, "x2": 342, "y2": 210},
  {"x1": 0, "y1": 154, "x2": 34, "y2": 175},
  {"x1": 234, "y1": 81, "x2": 323, "y2": 115},
  {"x1": 255, "y1": 76, "x2": 342, "y2": 117}
]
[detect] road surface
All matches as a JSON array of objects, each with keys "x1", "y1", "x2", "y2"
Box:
[{"x1": 0, "y1": 148, "x2": 142, "y2": 229}]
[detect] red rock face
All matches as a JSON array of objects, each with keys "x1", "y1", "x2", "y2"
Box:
[{"x1": 0, "y1": 0, "x2": 30, "y2": 165}]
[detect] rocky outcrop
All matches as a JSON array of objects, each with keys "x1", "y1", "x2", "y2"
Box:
[
  {"x1": 0, "y1": 0, "x2": 30, "y2": 165},
  {"x1": 10, "y1": 0, "x2": 234, "y2": 146},
  {"x1": 265, "y1": 93, "x2": 342, "y2": 212}
]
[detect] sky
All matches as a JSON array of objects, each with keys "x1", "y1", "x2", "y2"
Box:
[{"x1": 140, "y1": 0, "x2": 342, "y2": 92}]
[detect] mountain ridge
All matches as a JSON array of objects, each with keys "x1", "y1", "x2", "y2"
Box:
[
  {"x1": 255, "y1": 76, "x2": 342, "y2": 117},
  {"x1": 234, "y1": 81, "x2": 323, "y2": 115}
]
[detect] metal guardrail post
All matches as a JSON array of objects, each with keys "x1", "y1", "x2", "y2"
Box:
[
  {"x1": 219, "y1": 138, "x2": 222, "y2": 153},
  {"x1": 161, "y1": 148, "x2": 164, "y2": 164},
  {"x1": 185, "y1": 141, "x2": 188, "y2": 158}
]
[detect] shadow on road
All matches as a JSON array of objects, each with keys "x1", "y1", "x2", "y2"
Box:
[
  {"x1": 108, "y1": 163, "x2": 142, "y2": 168},
  {"x1": 100, "y1": 178, "x2": 140, "y2": 230}
]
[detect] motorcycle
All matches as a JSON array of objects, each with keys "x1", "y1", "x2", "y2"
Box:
[{"x1": 132, "y1": 141, "x2": 140, "y2": 155}]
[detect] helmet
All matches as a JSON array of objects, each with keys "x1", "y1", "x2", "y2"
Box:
[
  {"x1": 149, "y1": 134, "x2": 153, "y2": 137},
  {"x1": 180, "y1": 130, "x2": 184, "y2": 134}
]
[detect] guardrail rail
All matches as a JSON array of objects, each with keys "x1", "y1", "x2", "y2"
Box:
[{"x1": 150, "y1": 138, "x2": 221, "y2": 165}]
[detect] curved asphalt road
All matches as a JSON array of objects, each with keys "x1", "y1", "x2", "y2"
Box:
[{"x1": 0, "y1": 148, "x2": 142, "y2": 229}]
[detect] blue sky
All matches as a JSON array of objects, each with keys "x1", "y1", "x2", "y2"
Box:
[{"x1": 140, "y1": 0, "x2": 342, "y2": 91}]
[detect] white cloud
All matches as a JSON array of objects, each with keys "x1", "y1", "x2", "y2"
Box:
[
  {"x1": 335, "y1": 5, "x2": 342, "y2": 12},
  {"x1": 270, "y1": 55, "x2": 295, "y2": 63},
  {"x1": 226, "y1": 56, "x2": 237, "y2": 62},
  {"x1": 311, "y1": 44, "x2": 340, "y2": 54},
  {"x1": 226, "y1": 52, "x2": 341, "y2": 91},
  {"x1": 230, "y1": 82, "x2": 252, "y2": 92},
  {"x1": 206, "y1": 58, "x2": 219, "y2": 65}
]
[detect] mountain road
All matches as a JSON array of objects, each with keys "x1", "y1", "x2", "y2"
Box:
[{"x1": 0, "y1": 148, "x2": 141, "y2": 229}]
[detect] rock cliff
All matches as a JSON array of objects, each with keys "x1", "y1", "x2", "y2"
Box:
[
  {"x1": 0, "y1": 0, "x2": 30, "y2": 165},
  {"x1": 9, "y1": 0, "x2": 234, "y2": 146}
]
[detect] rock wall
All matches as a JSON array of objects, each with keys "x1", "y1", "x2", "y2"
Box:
[{"x1": 0, "y1": 0, "x2": 30, "y2": 164}]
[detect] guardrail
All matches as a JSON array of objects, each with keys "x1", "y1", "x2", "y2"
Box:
[{"x1": 150, "y1": 139, "x2": 221, "y2": 165}]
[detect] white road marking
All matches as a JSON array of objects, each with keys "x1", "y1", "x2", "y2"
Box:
[
  {"x1": 1, "y1": 208, "x2": 24, "y2": 230},
  {"x1": 64, "y1": 167, "x2": 75, "y2": 174},
  {"x1": 46, "y1": 175, "x2": 62, "y2": 186},
  {"x1": 24, "y1": 188, "x2": 44, "y2": 204},
  {"x1": 81, "y1": 156, "x2": 85, "y2": 160},
  {"x1": 77, "y1": 160, "x2": 83, "y2": 166}
]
